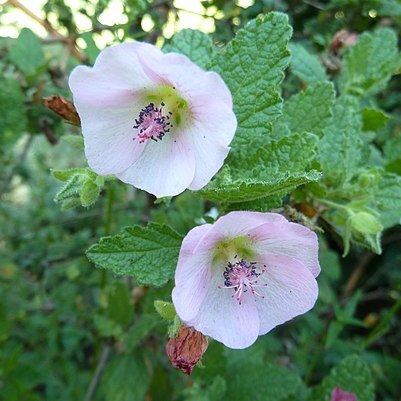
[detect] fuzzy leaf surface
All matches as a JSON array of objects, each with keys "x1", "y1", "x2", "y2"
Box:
[
  {"x1": 317, "y1": 96, "x2": 363, "y2": 183},
  {"x1": 86, "y1": 224, "x2": 183, "y2": 286},
  {"x1": 226, "y1": 361, "x2": 304, "y2": 401},
  {"x1": 374, "y1": 173, "x2": 401, "y2": 228},
  {"x1": 9, "y1": 28, "x2": 45, "y2": 77},
  {"x1": 309, "y1": 355, "x2": 374, "y2": 401},
  {"x1": 100, "y1": 354, "x2": 149, "y2": 401},
  {"x1": 272, "y1": 82, "x2": 335, "y2": 138},
  {"x1": 290, "y1": 43, "x2": 327, "y2": 83},
  {"x1": 339, "y1": 28, "x2": 401, "y2": 96},
  {"x1": 212, "y1": 12, "x2": 292, "y2": 147},
  {"x1": 164, "y1": 29, "x2": 214, "y2": 69},
  {"x1": 250, "y1": 132, "x2": 319, "y2": 172},
  {"x1": 198, "y1": 171, "x2": 321, "y2": 204}
]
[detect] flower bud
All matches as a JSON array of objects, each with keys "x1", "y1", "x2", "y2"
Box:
[
  {"x1": 351, "y1": 211, "x2": 382, "y2": 235},
  {"x1": 358, "y1": 170, "x2": 380, "y2": 188},
  {"x1": 331, "y1": 387, "x2": 357, "y2": 401},
  {"x1": 165, "y1": 325, "x2": 208, "y2": 375},
  {"x1": 346, "y1": 211, "x2": 383, "y2": 255}
]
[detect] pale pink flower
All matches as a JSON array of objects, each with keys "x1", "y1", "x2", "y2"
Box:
[
  {"x1": 69, "y1": 42, "x2": 236, "y2": 198},
  {"x1": 172, "y1": 211, "x2": 320, "y2": 349},
  {"x1": 331, "y1": 387, "x2": 357, "y2": 401}
]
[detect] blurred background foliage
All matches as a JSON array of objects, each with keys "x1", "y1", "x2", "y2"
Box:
[{"x1": 0, "y1": 0, "x2": 401, "y2": 400}]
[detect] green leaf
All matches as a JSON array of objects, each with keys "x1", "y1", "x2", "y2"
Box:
[
  {"x1": 124, "y1": 314, "x2": 160, "y2": 351},
  {"x1": 93, "y1": 314, "x2": 122, "y2": 338},
  {"x1": 205, "y1": 132, "x2": 320, "y2": 209},
  {"x1": 383, "y1": 136, "x2": 401, "y2": 174},
  {"x1": 289, "y1": 43, "x2": 327, "y2": 83},
  {"x1": 250, "y1": 132, "x2": 319, "y2": 172},
  {"x1": 309, "y1": 355, "x2": 374, "y2": 401},
  {"x1": 61, "y1": 134, "x2": 84, "y2": 150},
  {"x1": 362, "y1": 108, "x2": 389, "y2": 132},
  {"x1": 339, "y1": 28, "x2": 401, "y2": 97},
  {"x1": 86, "y1": 223, "x2": 183, "y2": 286},
  {"x1": 0, "y1": 78, "x2": 27, "y2": 147},
  {"x1": 317, "y1": 96, "x2": 363, "y2": 183},
  {"x1": 100, "y1": 353, "x2": 150, "y2": 401},
  {"x1": 9, "y1": 28, "x2": 45, "y2": 77},
  {"x1": 272, "y1": 82, "x2": 335, "y2": 139},
  {"x1": 154, "y1": 300, "x2": 176, "y2": 321},
  {"x1": 51, "y1": 168, "x2": 90, "y2": 182},
  {"x1": 374, "y1": 173, "x2": 401, "y2": 228},
  {"x1": 212, "y1": 12, "x2": 292, "y2": 147},
  {"x1": 185, "y1": 376, "x2": 226, "y2": 401},
  {"x1": 226, "y1": 361, "x2": 304, "y2": 401},
  {"x1": 164, "y1": 29, "x2": 214, "y2": 69},
  {"x1": 373, "y1": 0, "x2": 401, "y2": 17},
  {"x1": 198, "y1": 170, "x2": 321, "y2": 204},
  {"x1": 224, "y1": 195, "x2": 283, "y2": 212},
  {"x1": 104, "y1": 282, "x2": 133, "y2": 327},
  {"x1": 80, "y1": 31, "x2": 100, "y2": 64}
]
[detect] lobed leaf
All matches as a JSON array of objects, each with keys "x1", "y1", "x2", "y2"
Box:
[
  {"x1": 309, "y1": 355, "x2": 374, "y2": 401},
  {"x1": 271, "y1": 81, "x2": 335, "y2": 139},
  {"x1": 86, "y1": 223, "x2": 183, "y2": 286},
  {"x1": 198, "y1": 171, "x2": 321, "y2": 204},
  {"x1": 212, "y1": 12, "x2": 292, "y2": 147},
  {"x1": 164, "y1": 29, "x2": 214, "y2": 69},
  {"x1": 339, "y1": 28, "x2": 401, "y2": 97},
  {"x1": 290, "y1": 43, "x2": 327, "y2": 84}
]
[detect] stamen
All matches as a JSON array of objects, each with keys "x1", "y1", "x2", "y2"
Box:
[
  {"x1": 133, "y1": 102, "x2": 172, "y2": 143},
  {"x1": 219, "y1": 259, "x2": 267, "y2": 304}
]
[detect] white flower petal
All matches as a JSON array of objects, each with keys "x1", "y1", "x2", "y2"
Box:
[
  {"x1": 116, "y1": 133, "x2": 196, "y2": 198},
  {"x1": 254, "y1": 254, "x2": 318, "y2": 335},
  {"x1": 188, "y1": 267, "x2": 260, "y2": 349}
]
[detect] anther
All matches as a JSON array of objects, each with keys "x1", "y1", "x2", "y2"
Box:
[
  {"x1": 219, "y1": 259, "x2": 268, "y2": 304},
  {"x1": 133, "y1": 102, "x2": 172, "y2": 143}
]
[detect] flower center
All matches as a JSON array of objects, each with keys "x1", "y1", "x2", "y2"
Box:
[
  {"x1": 133, "y1": 102, "x2": 172, "y2": 143},
  {"x1": 219, "y1": 258, "x2": 267, "y2": 304}
]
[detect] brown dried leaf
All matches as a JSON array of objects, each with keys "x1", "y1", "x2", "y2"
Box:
[{"x1": 43, "y1": 95, "x2": 80, "y2": 126}]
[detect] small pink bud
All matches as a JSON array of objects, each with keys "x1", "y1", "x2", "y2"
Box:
[
  {"x1": 166, "y1": 325, "x2": 208, "y2": 375},
  {"x1": 331, "y1": 387, "x2": 357, "y2": 401}
]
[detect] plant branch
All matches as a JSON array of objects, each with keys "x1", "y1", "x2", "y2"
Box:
[
  {"x1": 83, "y1": 345, "x2": 111, "y2": 401},
  {"x1": 6, "y1": 0, "x2": 87, "y2": 62}
]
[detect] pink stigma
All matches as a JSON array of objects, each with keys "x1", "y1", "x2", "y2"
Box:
[
  {"x1": 219, "y1": 259, "x2": 267, "y2": 304},
  {"x1": 133, "y1": 102, "x2": 172, "y2": 143}
]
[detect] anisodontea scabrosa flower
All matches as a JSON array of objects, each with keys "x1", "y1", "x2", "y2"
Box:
[
  {"x1": 69, "y1": 42, "x2": 237, "y2": 198},
  {"x1": 172, "y1": 211, "x2": 320, "y2": 349}
]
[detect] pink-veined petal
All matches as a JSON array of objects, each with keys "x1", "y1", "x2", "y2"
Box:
[
  {"x1": 172, "y1": 224, "x2": 214, "y2": 322},
  {"x1": 69, "y1": 42, "x2": 161, "y2": 101},
  {"x1": 116, "y1": 131, "x2": 196, "y2": 198},
  {"x1": 194, "y1": 211, "x2": 287, "y2": 253},
  {"x1": 139, "y1": 52, "x2": 233, "y2": 107},
  {"x1": 254, "y1": 254, "x2": 318, "y2": 335},
  {"x1": 69, "y1": 43, "x2": 164, "y2": 175},
  {"x1": 73, "y1": 98, "x2": 145, "y2": 175},
  {"x1": 187, "y1": 267, "x2": 260, "y2": 349},
  {"x1": 249, "y1": 221, "x2": 320, "y2": 277},
  {"x1": 186, "y1": 102, "x2": 237, "y2": 190}
]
